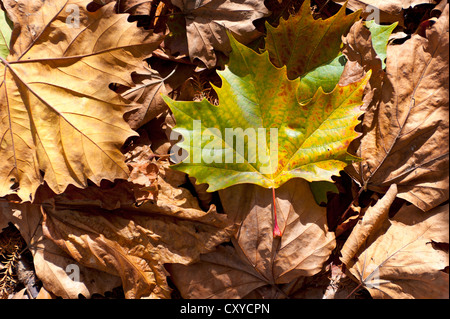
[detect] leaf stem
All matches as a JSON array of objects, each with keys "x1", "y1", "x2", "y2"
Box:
[{"x1": 272, "y1": 187, "x2": 282, "y2": 238}]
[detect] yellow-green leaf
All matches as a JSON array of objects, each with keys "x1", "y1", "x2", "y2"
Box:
[
  {"x1": 0, "y1": 9, "x2": 12, "y2": 59},
  {"x1": 164, "y1": 35, "x2": 370, "y2": 192}
]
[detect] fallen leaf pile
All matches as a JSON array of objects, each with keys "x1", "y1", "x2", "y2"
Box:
[{"x1": 0, "y1": 0, "x2": 448, "y2": 299}]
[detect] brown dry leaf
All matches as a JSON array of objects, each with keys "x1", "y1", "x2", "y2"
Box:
[
  {"x1": 0, "y1": 201, "x2": 122, "y2": 298},
  {"x1": 35, "y1": 286, "x2": 55, "y2": 299},
  {"x1": 41, "y1": 181, "x2": 138, "y2": 211},
  {"x1": 0, "y1": 207, "x2": 8, "y2": 230},
  {"x1": 169, "y1": 0, "x2": 270, "y2": 68},
  {"x1": 167, "y1": 178, "x2": 335, "y2": 298},
  {"x1": 118, "y1": 0, "x2": 153, "y2": 15},
  {"x1": 167, "y1": 244, "x2": 270, "y2": 298},
  {"x1": 118, "y1": 60, "x2": 196, "y2": 129},
  {"x1": 32, "y1": 227, "x2": 123, "y2": 299},
  {"x1": 11, "y1": 288, "x2": 28, "y2": 299},
  {"x1": 0, "y1": 0, "x2": 164, "y2": 201},
  {"x1": 41, "y1": 132, "x2": 161, "y2": 209},
  {"x1": 340, "y1": 184, "x2": 399, "y2": 266},
  {"x1": 119, "y1": 68, "x2": 170, "y2": 130},
  {"x1": 345, "y1": 5, "x2": 449, "y2": 211},
  {"x1": 332, "y1": 0, "x2": 438, "y2": 26},
  {"x1": 283, "y1": 263, "x2": 361, "y2": 299},
  {"x1": 339, "y1": 20, "x2": 384, "y2": 116},
  {"x1": 341, "y1": 196, "x2": 449, "y2": 299},
  {"x1": 41, "y1": 163, "x2": 236, "y2": 299}
]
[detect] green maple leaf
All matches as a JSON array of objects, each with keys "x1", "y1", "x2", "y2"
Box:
[
  {"x1": 265, "y1": 0, "x2": 360, "y2": 101},
  {"x1": 364, "y1": 20, "x2": 398, "y2": 69},
  {"x1": 163, "y1": 34, "x2": 370, "y2": 192}
]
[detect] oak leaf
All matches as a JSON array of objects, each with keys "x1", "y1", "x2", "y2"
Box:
[{"x1": 0, "y1": 0, "x2": 164, "y2": 201}]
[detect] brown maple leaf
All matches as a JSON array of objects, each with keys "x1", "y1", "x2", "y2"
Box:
[
  {"x1": 0, "y1": 0, "x2": 163, "y2": 201},
  {"x1": 167, "y1": 179, "x2": 335, "y2": 298}
]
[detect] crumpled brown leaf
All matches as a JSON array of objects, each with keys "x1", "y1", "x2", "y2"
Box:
[
  {"x1": 41, "y1": 162, "x2": 236, "y2": 299},
  {"x1": 344, "y1": 5, "x2": 449, "y2": 211},
  {"x1": 167, "y1": 179, "x2": 335, "y2": 298},
  {"x1": 168, "y1": 0, "x2": 270, "y2": 68},
  {"x1": 341, "y1": 187, "x2": 449, "y2": 299},
  {"x1": 339, "y1": 20, "x2": 384, "y2": 115}
]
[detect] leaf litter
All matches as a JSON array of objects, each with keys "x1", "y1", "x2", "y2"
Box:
[{"x1": 0, "y1": 0, "x2": 448, "y2": 299}]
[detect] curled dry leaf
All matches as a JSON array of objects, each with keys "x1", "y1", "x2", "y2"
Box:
[
  {"x1": 340, "y1": 183, "x2": 399, "y2": 266},
  {"x1": 341, "y1": 194, "x2": 449, "y2": 299},
  {"x1": 168, "y1": 179, "x2": 335, "y2": 298},
  {"x1": 0, "y1": 0, "x2": 164, "y2": 201},
  {"x1": 117, "y1": 0, "x2": 154, "y2": 15},
  {"x1": 168, "y1": 0, "x2": 270, "y2": 68},
  {"x1": 345, "y1": 5, "x2": 449, "y2": 211}
]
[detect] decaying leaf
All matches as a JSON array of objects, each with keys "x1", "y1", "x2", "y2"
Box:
[
  {"x1": 341, "y1": 187, "x2": 449, "y2": 299},
  {"x1": 124, "y1": 132, "x2": 160, "y2": 204},
  {"x1": 345, "y1": 5, "x2": 449, "y2": 211},
  {"x1": 169, "y1": 0, "x2": 270, "y2": 68},
  {"x1": 0, "y1": 0, "x2": 164, "y2": 201},
  {"x1": 167, "y1": 179, "x2": 335, "y2": 298}
]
